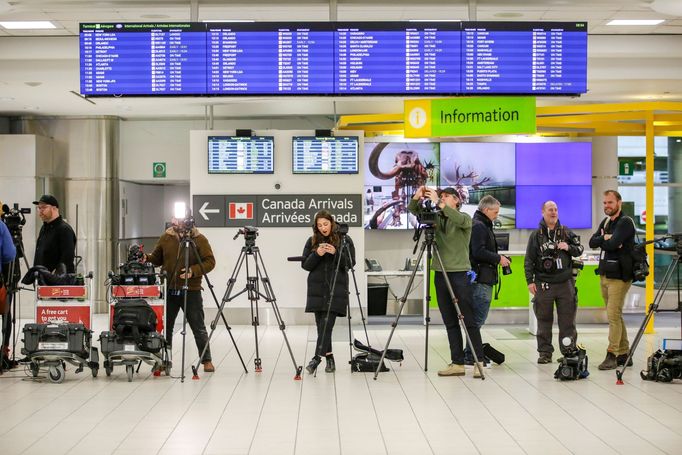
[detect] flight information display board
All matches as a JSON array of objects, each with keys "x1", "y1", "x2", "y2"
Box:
[
  {"x1": 80, "y1": 21, "x2": 587, "y2": 96},
  {"x1": 207, "y1": 136, "x2": 274, "y2": 174},
  {"x1": 292, "y1": 136, "x2": 359, "y2": 174}
]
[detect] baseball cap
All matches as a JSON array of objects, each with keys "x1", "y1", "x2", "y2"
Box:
[
  {"x1": 438, "y1": 187, "x2": 460, "y2": 198},
  {"x1": 33, "y1": 194, "x2": 59, "y2": 208}
]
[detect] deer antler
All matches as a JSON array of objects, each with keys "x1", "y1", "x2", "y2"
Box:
[{"x1": 452, "y1": 165, "x2": 491, "y2": 189}]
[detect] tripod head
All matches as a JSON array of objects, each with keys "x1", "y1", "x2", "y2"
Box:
[
  {"x1": 233, "y1": 226, "x2": 259, "y2": 250},
  {"x1": 636, "y1": 233, "x2": 682, "y2": 255}
]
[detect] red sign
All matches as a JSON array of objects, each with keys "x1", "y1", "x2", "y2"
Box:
[
  {"x1": 228, "y1": 202, "x2": 254, "y2": 220},
  {"x1": 111, "y1": 285, "x2": 162, "y2": 298},
  {"x1": 37, "y1": 286, "x2": 88, "y2": 299},
  {"x1": 109, "y1": 302, "x2": 165, "y2": 333},
  {"x1": 36, "y1": 305, "x2": 91, "y2": 329}
]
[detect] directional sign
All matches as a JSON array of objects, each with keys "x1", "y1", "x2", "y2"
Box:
[{"x1": 192, "y1": 195, "x2": 225, "y2": 227}]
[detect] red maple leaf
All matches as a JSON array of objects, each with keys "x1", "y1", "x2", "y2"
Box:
[{"x1": 237, "y1": 207, "x2": 245, "y2": 214}]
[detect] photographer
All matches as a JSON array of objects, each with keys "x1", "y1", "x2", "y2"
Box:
[
  {"x1": 588, "y1": 190, "x2": 635, "y2": 370},
  {"x1": 33, "y1": 195, "x2": 76, "y2": 273},
  {"x1": 524, "y1": 201, "x2": 583, "y2": 364},
  {"x1": 145, "y1": 217, "x2": 216, "y2": 372},
  {"x1": 301, "y1": 210, "x2": 356, "y2": 374},
  {"x1": 465, "y1": 195, "x2": 510, "y2": 365},
  {"x1": 408, "y1": 186, "x2": 484, "y2": 377}
]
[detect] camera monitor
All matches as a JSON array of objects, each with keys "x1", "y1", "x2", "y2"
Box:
[
  {"x1": 207, "y1": 136, "x2": 274, "y2": 174},
  {"x1": 292, "y1": 136, "x2": 359, "y2": 174}
]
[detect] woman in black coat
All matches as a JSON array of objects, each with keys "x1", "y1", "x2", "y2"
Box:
[{"x1": 301, "y1": 210, "x2": 356, "y2": 374}]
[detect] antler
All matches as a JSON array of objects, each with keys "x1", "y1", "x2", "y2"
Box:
[{"x1": 452, "y1": 165, "x2": 491, "y2": 189}]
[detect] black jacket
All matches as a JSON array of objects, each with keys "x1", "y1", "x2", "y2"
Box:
[
  {"x1": 469, "y1": 210, "x2": 501, "y2": 285},
  {"x1": 524, "y1": 219, "x2": 583, "y2": 284},
  {"x1": 588, "y1": 213, "x2": 635, "y2": 281},
  {"x1": 301, "y1": 235, "x2": 356, "y2": 316},
  {"x1": 34, "y1": 216, "x2": 77, "y2": 273}
]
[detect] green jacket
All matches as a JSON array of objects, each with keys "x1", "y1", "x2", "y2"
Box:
[
  {"x1": 146, "y1": 227, "x2": 215, "y2": 291},
  {"x1": 407, "y1": 199, "x2": 472, "y2": 272}
]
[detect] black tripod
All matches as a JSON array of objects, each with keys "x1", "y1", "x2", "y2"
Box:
[
  {"x1": 168, "y1": 228, "x2": 247, "y2": 382},
  {"x1": 373, "y1": 224, "x2": 485, "y2": 380},
  {"x1": 616, "y1": 233, "x2": 682, "y2": 384},
  {"x1": 198, "y1": 227, "x2": 302, "y2": 380},
  {"x1": 313, "y1": 233, "x2": 372, "y2": 374}
]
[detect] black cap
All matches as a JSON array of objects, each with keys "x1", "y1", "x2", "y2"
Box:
[
  {"x1": 33, "y1": 194, "x2": 59, "y2": 208},
  {"x1": 439, "y1": 187, "x2": 460, "y2": 198}
]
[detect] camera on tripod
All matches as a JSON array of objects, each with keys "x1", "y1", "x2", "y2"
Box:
[
  {"x1": 417, "y1": 198, "x2": 440, "y2": 225},
  {"x1": 172, "y1": 202, "x2": 195, "y2": 234},
  {"x1": 554, "y1": 339, "x2": 589, "y2": 381},
  {"x1": 336, "y1": 222, "x2": 349, "y2": 235},
  {"x1": 1, "y1": 203, "x2": 30, "y2": 248}
]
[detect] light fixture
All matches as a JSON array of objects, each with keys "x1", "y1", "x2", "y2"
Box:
[
  {"x1": 0, "y1": 21, "x2": 56, "y2": 29},
  {"x1": 174, "y1": 202, "x2": 187, "y2": 219},
  {"x1": 606, "y1": 19, "x2": 664, "y2": 26}
]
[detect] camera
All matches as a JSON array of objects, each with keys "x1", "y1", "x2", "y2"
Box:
[
  {"x1": 336, "y1": 222, "x2": 349, "y2": 235},
  {"x1": 417, "y1": 198, "x2": 440, "y2": 225},
  {"x1": 571, "y1": 259, "x2": 584, "y2": 279},
  {"x1": 554, "y1": 339, "x2": 589, "y2": 381},
  {"x1": 501, "y1": 255, "x2": 512, "y2": 275},
  {"x1": 641, "y1": 349, "x2": 682, "y2": 383},
  {"x1": 112, "y1": 244, "x2": 156, "y2": 285},
  {"x1": 1, "y1": 203, "x2": 30, "y2": 253},
  {"x1": 539, "y1": 242, "x2": 559, "y2": 273}
]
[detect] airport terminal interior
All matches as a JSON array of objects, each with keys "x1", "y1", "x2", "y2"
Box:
[{"x1": 1, "y1": 1, "x2": 682, "y2": 454}]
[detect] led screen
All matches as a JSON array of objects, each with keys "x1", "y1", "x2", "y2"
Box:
[
  {"x1": 207, "y1": 136, "x2": 274, "y2": 174},
  {"x1": 292, "y1": 136, "x2": 359, "y2": 174}
]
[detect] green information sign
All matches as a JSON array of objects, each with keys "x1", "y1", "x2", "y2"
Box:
[
  {"x1": 153, "y1": 162, "x2": 167, "y2": 178},
  {"x1": 619, "y1": 159, "x2": 635, "y2": 176},
  {"x1": 405, "y1": 96, "x2": 536, "y2": 137}
]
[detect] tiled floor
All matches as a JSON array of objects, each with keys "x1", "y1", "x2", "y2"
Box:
[{"x1": 1, "y1": 315, "x2": 681, "y2": 455}]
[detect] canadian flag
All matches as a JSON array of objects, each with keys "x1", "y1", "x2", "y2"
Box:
[{"x1": 228, "y1": 202, "x2": 254, "y2": 219}]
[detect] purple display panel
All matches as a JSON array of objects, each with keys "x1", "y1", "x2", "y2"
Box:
[
  {"x1": 515, "y1": 185, "x2": 592, "y2": 229},
  {"x1": 516, "y1": 142, "x2": 592, "y2": 185}
]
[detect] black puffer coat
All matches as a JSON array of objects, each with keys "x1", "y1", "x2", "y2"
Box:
[{"x1": 301, "y1": 235, "x2": 356, "y2": 316}]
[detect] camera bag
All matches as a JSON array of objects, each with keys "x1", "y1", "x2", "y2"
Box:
[
  {"x1": 112, "y1": 299, "x2": 157, "y2": 341},
  {"x1": 351, "y1": 352, "x2": 389, "y2": 373},
  {"x1": 482, "y1": 343, "x2": 505, "y2": 365},
  {"x1": 353, "y1": 338, "x2": 404, "y2": 363},
  {"x1": 140, "y1": 332, "x2": 165, "y2": 354},
  {"x1": 21, "y1": 323, "x2": 90, "y2": 356}
]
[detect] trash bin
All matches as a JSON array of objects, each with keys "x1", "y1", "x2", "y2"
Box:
[{"x1": 367, "y1": 283, "x2": 389, "y2": 316}]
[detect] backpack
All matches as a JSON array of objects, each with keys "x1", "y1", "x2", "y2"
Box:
[
  {"x1": 626, "y1": 217, "x2": 650, "y2": 282},
  {"x1": 112, "y1": 299, "x2": 157, "y2": 340}
]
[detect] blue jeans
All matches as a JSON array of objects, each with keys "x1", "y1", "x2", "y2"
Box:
[{"x1": 465, "y1": 283, "x2": 492, "y2": 361}]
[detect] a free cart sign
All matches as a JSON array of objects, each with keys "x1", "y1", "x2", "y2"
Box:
[{"x1": 193, "y1": 194, "x2": 362, "y2": 228}]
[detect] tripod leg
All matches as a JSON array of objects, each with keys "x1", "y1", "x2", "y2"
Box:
[
  {"x1": 616, "y1": 255, "x2": 679, "y2": 383},
  {"x1": 432, "y1": 246, "x2": 485, "y2": 380},
  {"x1": 373, "y1": 241, "x2": 428, "y2": 380}
]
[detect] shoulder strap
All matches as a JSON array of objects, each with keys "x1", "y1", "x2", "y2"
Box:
[{"x1": 623, "y1": 216, "x2": 642, "y2": 244}]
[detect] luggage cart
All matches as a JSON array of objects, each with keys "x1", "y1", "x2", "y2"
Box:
[
  {"x1": 102, "y1": 275, "x2": 171, "y2": 382},
  {"x1": 23, "y1": 274, "x2": 99, "y2": 383}
]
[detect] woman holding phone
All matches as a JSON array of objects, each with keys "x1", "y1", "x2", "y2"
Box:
[{"x1": 301, "y1": 210, "x2": 356, "y2": 374}]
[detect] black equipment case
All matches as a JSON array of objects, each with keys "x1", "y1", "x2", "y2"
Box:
[{"x1": 22, "y1": 323, "x2": 90, "y2": 356}]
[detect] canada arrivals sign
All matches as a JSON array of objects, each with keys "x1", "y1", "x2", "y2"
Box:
[{"x1": 192, "y1": 194, "x2": 362, "y2": 228}]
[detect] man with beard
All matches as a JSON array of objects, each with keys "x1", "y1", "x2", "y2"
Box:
[{"x1": 524, "y1": 201, "x2": 583, "y2": 364}]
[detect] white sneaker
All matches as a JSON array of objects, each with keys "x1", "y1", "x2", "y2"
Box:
[{"x1": 438, "y1": 363, "x2": 465, "y2": 376}]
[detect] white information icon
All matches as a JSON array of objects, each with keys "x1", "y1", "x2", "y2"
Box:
[{"x1": 408, "y1": 107, "x2": 427, "y2": 129}]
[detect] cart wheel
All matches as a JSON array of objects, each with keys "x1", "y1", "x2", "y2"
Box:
[
  {"x1": 48, "y1": 364, "x2": 65, "y2": 384},
  {"x1": 104, "y1": 361, "x2": 112, "y2": 377},
  {"x1": 30, "y1": 362, "x2": 40, "y2": 378},
  {"x1": 126, "y1": 364, "x2": 133, "y2": 382}
]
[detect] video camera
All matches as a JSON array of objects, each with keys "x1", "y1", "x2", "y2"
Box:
[
  {"x1": 111, "y1": 244, "x2": 156, "y2": 285},
  {"x1": 417, "y1": 198, "x2": 440, "y2": 226},
  {"x1": 554, "y1": 338, "x2": 589, "y2": 381},
  {"x1": 336, "y1": 222, "x2": 349, "y2": 235},
  {"x1": 641, "y1": 348, "x2": 682, "y2": 383},
  {"x1": 1, "y1": 203, "x2": 30, "y2": 253}
]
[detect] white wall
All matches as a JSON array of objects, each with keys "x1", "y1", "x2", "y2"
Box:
[{"x1": 189, "y1": 129, "x2": 365, "y2": 312}]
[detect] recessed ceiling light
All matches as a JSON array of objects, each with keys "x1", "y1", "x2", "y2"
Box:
[
  {"x1": 202, "y1": 19, "x2": 255, "y2": 23},
  {"x1": 24, "y1": 81, "x2": 42, "y2": 87},
  {"x1": 0, "y1": 21, "x2": 56, "y2": 29},
  {"x1": 607, "y1": 19, "x2": 664, "y2": 26}
]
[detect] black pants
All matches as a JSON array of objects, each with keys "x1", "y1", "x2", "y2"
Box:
[
  {"x1": 314, "y1": 311, "x2": 337, "y2": 356},
  {"x1": 166, "y1": 290, "x2": 211, "y2": 362},
  {"x1": 532, "y1": 280, "x2": 577, "y2": 355},
  {"x1": 434, "y1": 271, "x2": 483, "y2": 365}
]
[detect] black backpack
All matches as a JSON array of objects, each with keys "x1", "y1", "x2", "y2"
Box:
[{"x1": 112, "y1": 299, "x2": 157, "y2": 340}]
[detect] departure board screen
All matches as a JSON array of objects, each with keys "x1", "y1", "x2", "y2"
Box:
[
  {"x1": 292, "y1": 136, "x2": 359, "y2": 174},
  {"x1": 207, "y1": 136, "x2": 274, "y2": 174},
  {"x1": 80, "y1": 21, "x2": 587, "y2": 96}
]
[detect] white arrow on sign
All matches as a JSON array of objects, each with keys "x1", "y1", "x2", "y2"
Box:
[{"x1": 199, "y1": 201, "x2": 220, "y2": 220}]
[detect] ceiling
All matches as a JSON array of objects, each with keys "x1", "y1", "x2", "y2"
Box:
[{"x1": 0, "y1": 0, "x2": 681, "y2": 120}]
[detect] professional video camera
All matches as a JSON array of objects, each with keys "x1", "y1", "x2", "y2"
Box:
[
  {"x1": 641, "y1": 348, "x2": 682, "y2": 383},
  {"x1": 1, "y1": 203, "x2": 30, "y2": 256},
  {"x1": 554, "y1": 338, "x2": 589, "y2": 381},
  {"x1": 336, "y1": 222, "x2": 349, "y2": 235},
  {"x1": 417, "y1": 198, "x2": 440, "y2": 226},
  {"x1": 111, "y1": 244, "x2": 156, "y2": 285}
]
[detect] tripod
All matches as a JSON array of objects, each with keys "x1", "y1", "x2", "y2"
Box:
[
  {"x1": 616, "y1": 233, "x2": 682, "y2": 384},
  {"x1": 167, "y1": 229, "x2": 247, "y2": 382},
  {"x1": 198, "y1": 228, "x2": 302, "y2": 380},
  {"x1": 373, "y1": 224, "x2": 485, "y2": 380}
]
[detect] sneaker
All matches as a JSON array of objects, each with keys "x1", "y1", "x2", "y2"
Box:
[
  {"x1": 325, "y1": 354, "x2": 336, "y2": 373},
  {"x1": 616, "y1": 354, "x2": 633, "y2": 367},
  {"x1": 202, "y1": 361, "x2": 215, "y2": 373},
  {"x1": 537, "y1": 353, "x2": 552, "y2": 364},
  {"x1": 438, "y1": 363, "x2": 465, "y2": 376},
  {"x1": 598, "y1": 352, "x2": 617, "y2": 370}
]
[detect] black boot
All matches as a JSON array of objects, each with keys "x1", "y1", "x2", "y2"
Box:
[
  {"x1": 617, "y1": 354, "x2": 633, "y2": 367},
  {"x1": 325, "y1": 354, "x2": 336, "y2": 373},
  {"x1": 598, "y1": 352, "x2": 617, "y2": 370},
  {"x1": 306, "y1": 356, "x2": 321, "y2": 375}
]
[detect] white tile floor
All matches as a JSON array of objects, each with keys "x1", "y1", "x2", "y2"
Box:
[{"x1": 1, "y1": 315, "x2": 682, "y2": 455}]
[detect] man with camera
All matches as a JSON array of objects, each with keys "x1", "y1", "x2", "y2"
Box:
[
  {"x1": 589, "y1": 190, "x2": 636, "y2": 370},
  {"x1": 33, "y1": 195, "x2": 77, "y2": 273},
  {"x1": 465, "y1": 195, "x2": 510, "y2": 364},
  {"x1": 146, "y1": 216, "x2": 216, "y2": 372},
  {"x1": 408, "y1": 186, "x2": 484, "y2": 377},
  {"x1": 524, "y1": 201, "x2": 583, "y2": 364}
]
